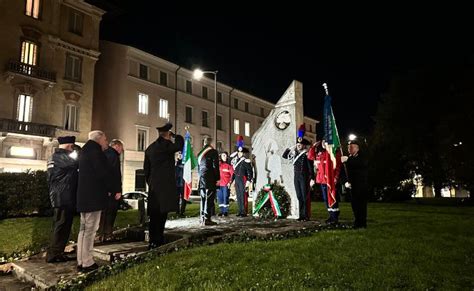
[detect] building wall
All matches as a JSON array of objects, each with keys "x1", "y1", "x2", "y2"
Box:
[
  {"x1": 93, "y1": 41, "x2": 319, "y2": 192},
  {"x1": 0, "y1": 0, "x2": 103, "y2": 172}
]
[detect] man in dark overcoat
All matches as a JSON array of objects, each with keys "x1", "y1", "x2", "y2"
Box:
[{"x1": 144, "y1": 122, "x2": 184, "y2": 249}]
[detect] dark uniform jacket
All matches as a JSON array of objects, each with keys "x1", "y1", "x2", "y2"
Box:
[
  {"x1": 175, "y1": 159, "x2": 184, "y2": 188},
  {"x1": 346, "y1": 152, "x2": 368, "y2": 192},
  {"x1": 144, "y1": 135, "x2": 184, "y2": 214},
  {"x1": 77, "y1": 140, "x2": 112, "y2": 213},
  {"x1": 282, "y1": 148, "x2": 315, "y2": 178},
  {"x1": 47, "y1": 148, "x2": 79, "y2": 208},
  {"x1": 198, "y1": 145, "x2": 220, "y2": 190},
  {"x1": 104, "y1": 147, "x2": 122, "y2": 194},
  {"x1": 231, "y1": 157, "x2": 253, "y2": 183}
]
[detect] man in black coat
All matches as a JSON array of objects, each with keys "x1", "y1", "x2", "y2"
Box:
[
  {"x1": 98, "y1": 139, "x2": 124, "y2": 241},
  {"x1": 76, "y1": 130, "x2": 113, "y2": 272},
  {"x1": 342, "y1": 140, "x2": 369, "y2": 229},
  {"x1": 144, "y1": 122, "x2": 184, "y2": 249},
  {"x1": 45, "y1": 136, "x2": 78, "y2": 263},
  {"x1": 197, "y1": 137, "x2": 220, "y2": 226}
]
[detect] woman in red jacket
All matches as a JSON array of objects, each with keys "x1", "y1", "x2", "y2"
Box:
[{"x1": 217, "y1": 152, "x2": 234, "y2": 216}]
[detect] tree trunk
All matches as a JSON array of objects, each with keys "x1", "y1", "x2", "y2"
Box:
[{"x1": 433, "y1": 182, "x2": 442, "y2": 198}]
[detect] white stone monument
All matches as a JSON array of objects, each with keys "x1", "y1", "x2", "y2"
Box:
[{"x1": 251, "y1": 80, "x2": 304, "y2": 218}]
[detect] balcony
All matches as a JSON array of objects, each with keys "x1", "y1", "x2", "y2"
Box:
[
  {"x1": 6, "y1": 60, "x2": 56, "y2": 83},
  {"x1": 0, "y1": 118, "x2": 57, "y2": 138}
]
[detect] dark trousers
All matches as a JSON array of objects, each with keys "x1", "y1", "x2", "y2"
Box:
[
  {"x1": 217, "y1": 186, "x2": 230, "y2": 214},
  {"x1": 200, "y1": 188, "x2": 216, "y2": 221},
  {"x1": 98, "y1": 194, "x2": 118, "y2": 237},
  {"x1": 47, "y1": 207, "x2": 74, "y2": 260},
  {"x1": 235, "y1": 177, "x2": 248, "y2": 215},
  {"x1": 149, "y1": 212, "x2": 168, "y2": 246},
  {"x1": 321, "y1": 184, "x2": 340, "y2": 222},
  {"x1": 351, "y1": 186, "x2": 368, "y2": 228},
  {"x1": 177, "y1": 186, "x2": 186, "y2": 215},
  {"x1": 294, "y1": 174, "x2": 309, "y2": 219}
]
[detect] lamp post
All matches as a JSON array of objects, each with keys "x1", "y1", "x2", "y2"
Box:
[{"x1": 193, "y1": 68, "x2": 218, "y2": 148}]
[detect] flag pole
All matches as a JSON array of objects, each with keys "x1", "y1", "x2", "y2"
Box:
[{"x1": 322, "y1": 83, "x2": 349, "y2": 182}]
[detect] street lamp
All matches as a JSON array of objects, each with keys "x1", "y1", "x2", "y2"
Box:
[
  {"x1": 348, "y1": 134, "x2": 357, "y2": 141},
  {"x1": 193, "y1": 68, "x2": 218, "y2": 148}
]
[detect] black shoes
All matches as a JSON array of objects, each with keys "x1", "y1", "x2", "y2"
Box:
[
  {"x1": 77, "y1": 263, "x2": 99, "y2": 273},
  {"x1": 201, "y1": 219, "x2": 217, "y2": 226}
]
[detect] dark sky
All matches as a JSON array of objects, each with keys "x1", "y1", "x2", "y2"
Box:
[{"x1": 87, "y1": 1, "x2": 472, "y2": 138}]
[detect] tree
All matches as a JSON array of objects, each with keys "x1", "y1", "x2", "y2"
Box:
[{"x1": 371, "y1": 64, "x2": 474, "y2": 198}]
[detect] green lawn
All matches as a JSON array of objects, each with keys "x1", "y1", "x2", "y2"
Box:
[
  {"x1": 88, "y1": 202, "x2": 474, "y2": 290},
  {"x1": 0, "y1": 210, "x2": 141, "y2": 258},
  {"x1": 0, "y1": 200, "x2": 223, "y2": 258}
]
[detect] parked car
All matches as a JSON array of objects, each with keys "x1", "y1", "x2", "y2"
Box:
[{"x1": 121, "y1": 191, "x2": 148, "y2": 210}]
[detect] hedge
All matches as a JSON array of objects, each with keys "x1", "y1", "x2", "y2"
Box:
[{"x1": 0, "y1": 171, "x2": 51, "y2": 218}]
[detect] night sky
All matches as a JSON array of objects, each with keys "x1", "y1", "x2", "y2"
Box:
[{"x1": 87, "y1": 1, "x2": 472, "y2": 139}]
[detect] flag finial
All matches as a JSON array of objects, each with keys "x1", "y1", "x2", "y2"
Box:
[{"x1": 322, "y1": 83, "x2": 329, "y2": 95}]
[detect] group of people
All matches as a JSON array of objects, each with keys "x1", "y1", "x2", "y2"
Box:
[
  {"x1": 283, "y1": 124, "x2": 369, "y2": 228},
  {"x1": 45, "y1": 121, "x2": 368, "y2": 270},
  {"x1": 46, "y1": 131, "x2": 124, "y2": 272},
  {"x1": 144, "y1": 123, "x2": 255, "y2": 248}
]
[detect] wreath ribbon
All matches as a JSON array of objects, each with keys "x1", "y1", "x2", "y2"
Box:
[{"x1": 253, "y1": 184, "x2": 282, "y2": 217}]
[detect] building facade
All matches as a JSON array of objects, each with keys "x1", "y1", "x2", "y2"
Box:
[
  {"x1": 93, "y1": 41, "x2": 318, "y2": 192},
  {"x1": 0, "y1": 0, "x2": 104, "y2": 172}
]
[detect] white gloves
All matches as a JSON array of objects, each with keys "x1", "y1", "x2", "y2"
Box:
[
  {"x1": 344, "y1": 182, "x2": 352, "y2": 189},
  {"x1": 310, "y1": 180, "x2": 315, "y2": 187},
  {"x1": 341, "y1": 156, "x2": 349, "y2": 163}
]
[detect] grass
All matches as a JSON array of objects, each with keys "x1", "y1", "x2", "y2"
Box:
[
  {"x1": 87, "y1": 202, "x2": 474, "y2": 290},
  {"x1": 0, "y1": 210, "x2": 141, "y2": 257},
  {"x1": 0, "y1": 200, "x2": 225, "y2": 257}
]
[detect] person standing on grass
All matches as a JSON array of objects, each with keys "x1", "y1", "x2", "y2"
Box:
[
  {"x1": 197, "y1": 137, "x2": 220, "y2": 226},
  {"x1": 342, "y1": 140, "x2": 369, "y2": 229},
  {"x1": 144, "y1": 122, "x2": 184, "y2": 249},
  {"x1": 282, "y1": 124, "x2": 315, "y2": 221},
  {"x1": 230, "y1": 136, "x2": 253, "y2": 217},
  {"x1": 76, "y1": 130, "x2": 113, "y2": 272},
  {"x1": 98, "y1": 139, "x2": 124, "y2": 242},
  {"x1": 217, "y1": 152, "x2": 233, "y2": 216},
  {"x1": 45, "y1": 136, "x2": 78, "y2": 263}
]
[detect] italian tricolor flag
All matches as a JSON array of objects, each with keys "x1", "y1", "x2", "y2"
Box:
[
  {"x1": 182, "y1": 131, "x2": 197, "y2": 200},
  {"x1": 323, "y1": 95, "x2": 342, "y2": 207}
]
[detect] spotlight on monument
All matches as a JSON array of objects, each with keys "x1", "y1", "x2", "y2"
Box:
[
  {"x1": 348, "y1": 134, "x2": 357, "y2": 141},
  {"x1": 193, "y1": 69, "x2": 204, "y2": 80}
]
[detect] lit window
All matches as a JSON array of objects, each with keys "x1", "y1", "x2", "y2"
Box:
[
  {"x1": 10, "y1": 146, "x2": 35, "y2": 158},
  {"x1": 138, "y1": 93, "x2": 148, "y2": 115},
  {"x1": 17, "y1": 94, "x2": 33, "y2": 122},
  {"x1": 64, "y1": 104, "x2": 78, "y2": 131},
  {"x1": 20, "y1": 40, "x2": 38, "y2": 66},
  {"x1": 25, "y1": 0, "x2": 41, "y2": 19},
  {"x1": 245, "y1": 122, "x2": 250, "y2": 137},
  {"x1": 233, "y1": 119, "x2": 239, "y2": 134},
  {"x1": 159, "y1": 99, "x2": 168, "y2": 119}
]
